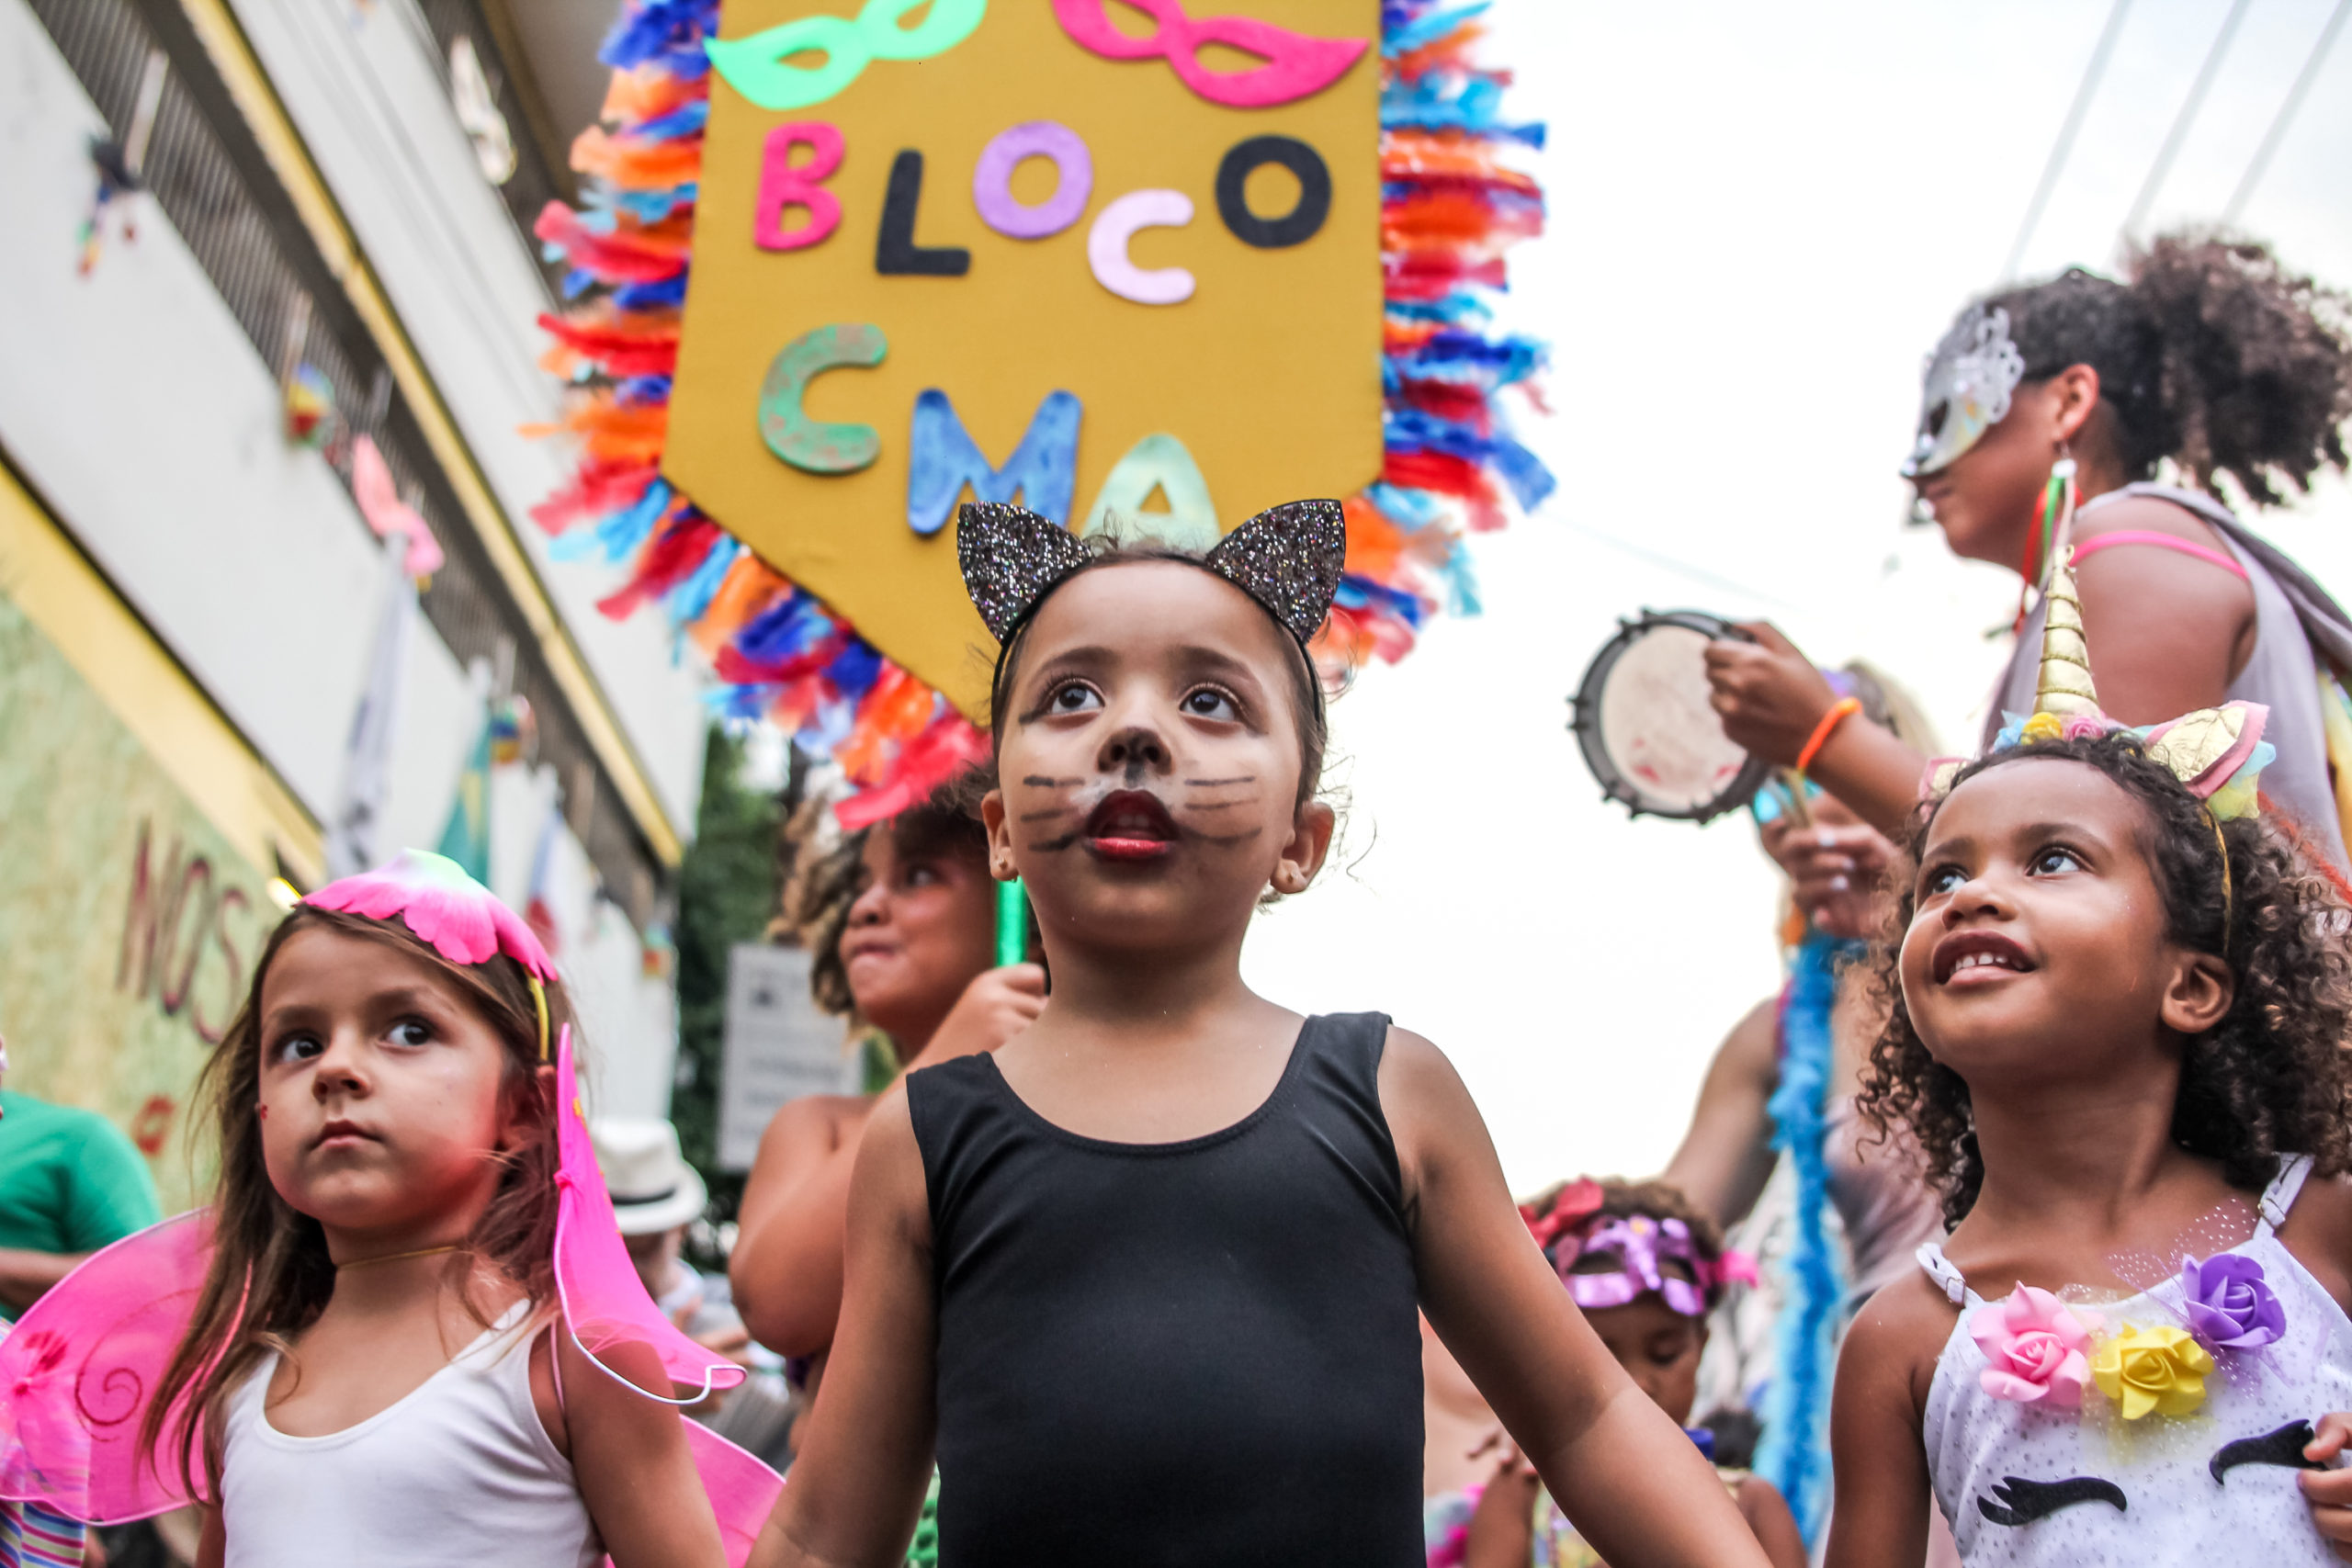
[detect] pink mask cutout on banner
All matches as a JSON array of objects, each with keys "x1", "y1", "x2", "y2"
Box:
[{"x1": 1049, "y1": 0, "x2": 1368, "y2": 108}]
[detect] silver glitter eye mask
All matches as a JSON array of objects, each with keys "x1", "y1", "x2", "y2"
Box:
[{"x1": 955, "y1": 498, "x2": 1347, "y2": 650}]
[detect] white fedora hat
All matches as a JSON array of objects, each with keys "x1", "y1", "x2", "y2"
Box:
[{"x1": 590, "y1": 1117, "x2": 708, "y2": 1235}]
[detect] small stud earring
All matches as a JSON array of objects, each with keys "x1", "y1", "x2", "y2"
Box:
[{"x1": 256, "y1": 1103, "x2": 268, "y2": 1119}]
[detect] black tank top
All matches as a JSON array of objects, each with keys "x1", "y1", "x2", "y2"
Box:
[{"x1": 906, "y1": 1012, "x2": 1423, "y2": 1567}]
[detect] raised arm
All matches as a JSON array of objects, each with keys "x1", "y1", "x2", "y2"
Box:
[
  {"x1": 1704, "y1": 625, "x2": 1928, "y2": 840},
  {"x1": 730, "y1": 1094, "x2": 865, "y2": 1358},
  {"x1": 1383, "y1": 1029, "x2": 1772, "y2": 1568},
  {"x1": 1662, "y1": 998, "x2": 1781, "y2": 1230},
  {"x1": 749, "y1": 1087, "x2": 939, "y2": 1568}
]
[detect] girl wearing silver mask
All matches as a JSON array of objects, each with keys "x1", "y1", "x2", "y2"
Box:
[{"x1": 1705, "y1": 231, "x2": 2352, "y2": 873}]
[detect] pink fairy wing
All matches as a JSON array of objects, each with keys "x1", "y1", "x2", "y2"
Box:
[
  {"x1": 552, "y1": 1028, "x2": 746, "y2": 1403},
  {"x1": 0, "y1": 1211, "x2": 215, "y2": 1523},
  {"x1": 682, "y1": 1421, "x2": 786, "y2": 1568}
]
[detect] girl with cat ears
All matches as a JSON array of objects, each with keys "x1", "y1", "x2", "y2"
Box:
[{"x1": 748, "y1": 501, "x2": 1776, "y2": 1568}]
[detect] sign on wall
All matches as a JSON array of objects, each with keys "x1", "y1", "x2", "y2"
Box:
[
  {"x1": 0, "y1": 595, "x2": 277, "y2": 1210},
  {"x1": 718, "y1": 942, "x2": 857, "y2": 1169},
  {"x1": 667, "y1": 0, "x2": 1383, "y2": 716}
]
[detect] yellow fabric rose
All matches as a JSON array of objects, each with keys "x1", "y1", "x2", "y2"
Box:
[
  {"x1": 2089, "y1": 1324, "x2": 2213, "y2": 1419},
  {"x1": 2019, "y1": 712, "x2": 2066, "y2": 744}
]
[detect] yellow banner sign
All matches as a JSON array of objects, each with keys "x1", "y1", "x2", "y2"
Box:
[{"x1": 668, "y1": 0, "x2": 1382, "y2": 716}]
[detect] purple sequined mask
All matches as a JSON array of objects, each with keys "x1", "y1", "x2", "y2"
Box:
[{"x1": 1559, "y1": 1214, "x2": 1712, "y2": 1317}]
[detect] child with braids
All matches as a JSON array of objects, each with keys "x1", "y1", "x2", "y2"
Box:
[
  {"x1": 751, "y1": 502, "x2": 1773, "y2": 1568},
  {"x1": 1826, "y1": 572, "x2": 2352, "y2": 1566},
  {"x1": 1708, "y1": 232, "x2": 2352, "y2": 869}
]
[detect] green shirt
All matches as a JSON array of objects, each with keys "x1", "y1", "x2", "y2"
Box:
[{"x1": 0, "y1": 1089, "x2": 162, "y2": 1318}]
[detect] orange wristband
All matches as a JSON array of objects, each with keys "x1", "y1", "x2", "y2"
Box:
[{"x1": 1794, "y1": 696, "x2": 1861, "y2": 775}]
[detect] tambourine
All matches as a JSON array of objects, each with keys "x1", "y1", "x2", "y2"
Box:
[{"x1": 1568, "y1": 611, "x2": 1776, "y2": 824}]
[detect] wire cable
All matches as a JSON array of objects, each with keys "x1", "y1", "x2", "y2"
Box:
[
  {"x1": 2222, "y1": 0, "x2": 2352, "y2": 224},
  {"x1": 2003, "y1": 0, "x2": 2136, "y2": 282},
  {"x1": 2118, "y1": 0, "x2": 2254, "y2": 247}
]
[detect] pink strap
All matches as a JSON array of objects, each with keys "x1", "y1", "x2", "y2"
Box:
[{"x1": 2072, "y1": 529, "x2": 2248, "y2": 581}]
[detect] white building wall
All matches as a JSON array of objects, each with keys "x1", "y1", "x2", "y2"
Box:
[
  {"x1": 224, "y1": 0, "x2": 710, "y2": 837},
  {"x1": 0, "y1": 0, "x2": 677, "y2": 1115}
]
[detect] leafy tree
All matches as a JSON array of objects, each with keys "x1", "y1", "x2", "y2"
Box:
[{"x1": 670, "y1": 726, "x2": 782, "y2": 1227}]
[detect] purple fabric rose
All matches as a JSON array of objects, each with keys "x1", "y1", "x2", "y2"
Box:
[{"x1": 2177, "y1": 1253, "x2": 2285, "y2": 1350}]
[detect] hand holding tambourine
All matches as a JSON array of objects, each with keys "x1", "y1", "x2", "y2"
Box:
[
  {"x1": 1698, "y1": 622, "x2": 1847, "y2": 767},
  {"x1": 1571, "y1": 611, "x2": 1849, "y2": 825}
]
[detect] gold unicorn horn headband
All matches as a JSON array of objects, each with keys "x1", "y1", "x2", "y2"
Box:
[
  {"x1": 2031, "y1": 558, "x2": 2099, "y2": 723},
  {"x1": 1918, "y1": 548, "x2": 2274, "y2": 942}
]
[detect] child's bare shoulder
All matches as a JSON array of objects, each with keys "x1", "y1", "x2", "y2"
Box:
[
  {"x1": 845, "y1": 1083, "x2": 933, "y2": 1245},
  {"x1": 2278, "y1": 1168, "x2": 2352, "y2": 1309},
  {"x1": 1841, "y1": 1268, "x2": 1960, "y2": 1408},
  {"x1": 1372, "y1": 1026, "x2": 1481, "y2": 1134}
]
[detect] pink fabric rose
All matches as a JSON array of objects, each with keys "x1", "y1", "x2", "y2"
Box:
[{"x1": 1971, "y1": 1285, "x2": 2091, "y2": 1408}]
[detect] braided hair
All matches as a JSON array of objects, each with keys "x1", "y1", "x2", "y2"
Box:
[{"x1": 1983, "y1": 231, "x2": 2352, "y2": 507}]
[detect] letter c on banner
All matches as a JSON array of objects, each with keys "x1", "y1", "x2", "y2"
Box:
[
  {"x1": 755, "y1": 122, "x2": 845, "y2": 252},
  {"x1": 972, "y1": 121, "x2": 1093, "y2": 240},
  {"x1": 758, "y1": 323, "x2": 888, "y2": 473},
  {"x1": 1087, "y1": 190, "x2": 1194, "y2": 306}
]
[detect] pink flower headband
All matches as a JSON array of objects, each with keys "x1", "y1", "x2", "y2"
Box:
[{"x1": 301, "y1": 849, "x2": 558, "y2": 1057}]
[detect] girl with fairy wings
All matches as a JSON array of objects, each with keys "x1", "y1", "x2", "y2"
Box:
[{"x1": 0, "y1": 852, "x2": 780, "y2": 1566}]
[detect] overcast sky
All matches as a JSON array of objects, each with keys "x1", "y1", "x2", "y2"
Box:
[{"x1": 1241, "y1": 0, "x2": 2352, "y2": 1192}]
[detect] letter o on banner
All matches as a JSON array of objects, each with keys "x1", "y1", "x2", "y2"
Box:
[
  {"x1": 1215, "y1": 135, "x2": 1330, "y2": 249},
  {"x1": 758, "y1": 322, "x2": 889, "y2": 473},
  {"x1": 1087, "y1": 189, "x2": 1195, "y2": 306},
  {"x1": 972, "y1": 120, "x2": 1093, "y2": 240}
]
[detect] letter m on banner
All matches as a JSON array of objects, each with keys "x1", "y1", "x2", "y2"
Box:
[{"x1": 905, "y1": 389, "x2": 1081, "y2": 536}]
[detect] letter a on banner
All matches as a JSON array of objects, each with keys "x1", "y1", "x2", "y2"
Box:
[{"x1": 907, "y1": 389, "x2": 1081, "y2": 535}]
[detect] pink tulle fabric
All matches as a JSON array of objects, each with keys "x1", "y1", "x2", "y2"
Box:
[
  {"x1": 0, "y1": 1031, "x2": 781, "y2": 1559},
  {"x1": 552, "y1": 1026, "x2": 746, "y2": 1405},
  {"x1": 0, "y1": 1210, "x2": 216, "y2": 1523},
  {"x1": 303, "y1": 848, "x2": 557, "y2": 980}
]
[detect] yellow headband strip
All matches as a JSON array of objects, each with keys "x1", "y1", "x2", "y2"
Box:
[
  {"x1": 2211, "y1": 812, "x2": 2233, "y2": 948},
  {"x1": 529, "y1": 975, "x2": 550, "y2": 1062}
]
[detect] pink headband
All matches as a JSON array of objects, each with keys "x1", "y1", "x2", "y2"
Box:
[{"x1": 301, "y1": 849, "x2": 557, "y2": 981}]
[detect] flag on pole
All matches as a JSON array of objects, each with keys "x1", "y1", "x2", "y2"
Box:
[
  {"x1": 323, "y1": 530, "x2": 418, "y2": 879},
  {"x1": 435, "y1": 716, "x2": 493, "y2": 882},
  {"x1": 525, "y1": 797, "x2": 563, "y2": 959}
]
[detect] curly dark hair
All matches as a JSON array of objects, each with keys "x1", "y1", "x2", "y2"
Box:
[
  {"x1": 772, "y1": 795, "x2": 993, "y2": 1019},
  {"x1": 1858, "y1": 732, "x2": 2352, "y2": 1227},
  {"x1": 1983, "y1": 231, "x2": 2351, "y2": 506}
]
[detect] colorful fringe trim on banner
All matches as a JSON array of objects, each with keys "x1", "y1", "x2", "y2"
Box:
[{"x1": 532, "y1": 0, "x2": 1549, "y2": 829}]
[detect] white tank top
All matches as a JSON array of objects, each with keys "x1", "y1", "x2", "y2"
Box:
[
  {"x1": 1916, "y1": 1156, "x2": 2352, "y2": 1565},
  {"x1": 220, "y1": 1303, "x2": 601, "y2": 1568}
]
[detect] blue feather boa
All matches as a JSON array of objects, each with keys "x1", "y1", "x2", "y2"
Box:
[{"x1": 1753, "y1": 931, "x2": 1860, "y2": 1544}]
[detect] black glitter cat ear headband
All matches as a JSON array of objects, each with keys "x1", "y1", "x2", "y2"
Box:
[{"x1": 956, "y1": 498, "x2": 1348, "y2": 658}]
